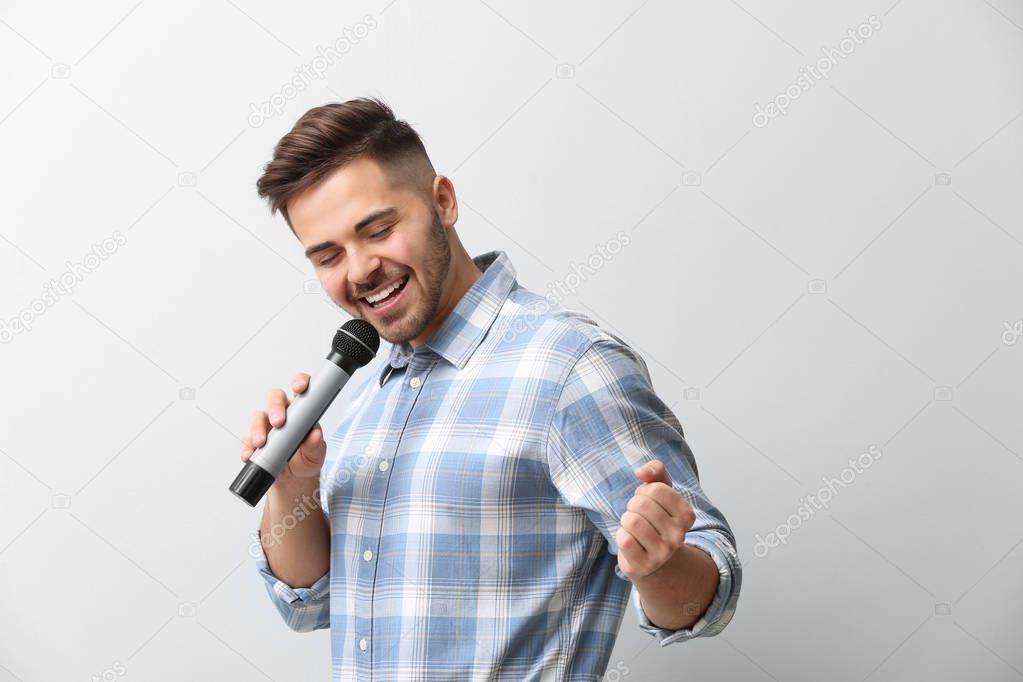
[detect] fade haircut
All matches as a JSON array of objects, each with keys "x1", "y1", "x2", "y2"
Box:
[{"x1": 256, "y1": 96, "x2": 436, "y2": 233}]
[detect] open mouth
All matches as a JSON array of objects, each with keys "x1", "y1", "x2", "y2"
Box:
[{"x1": 360, "y1": 274, "x2": 409, "y2": 314}]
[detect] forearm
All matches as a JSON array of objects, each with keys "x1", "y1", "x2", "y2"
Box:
[
  {"x1": 260, "y1": 476, "x2": 330, "y2": 588},
  {"x1": 632, "y1": 542, "x2": 719, "y2": 630}
]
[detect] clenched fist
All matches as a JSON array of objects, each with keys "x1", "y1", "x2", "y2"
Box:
[{"x1": 615, "y1": 459, "x2": 696, "y2": 581}]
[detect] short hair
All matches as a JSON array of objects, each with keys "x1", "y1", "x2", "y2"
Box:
[{"x1": 256, "y1": 96, "x2": 436, "y2": 232}]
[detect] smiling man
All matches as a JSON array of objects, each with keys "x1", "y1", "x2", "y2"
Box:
[
  {"x1": 246, "y1": 96, "x2": 742, "y2": 681},
  {"x1": 290, "y1": 153, "x2": 478, "y2": 350}
]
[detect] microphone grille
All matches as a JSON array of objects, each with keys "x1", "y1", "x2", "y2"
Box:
[{"x1": 333, "y1": 318, "x2": 380, "y2": 367}]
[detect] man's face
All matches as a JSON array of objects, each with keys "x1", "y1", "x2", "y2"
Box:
[{"x1": 288, "y1": 156, "x2": 452, "y2": 346}]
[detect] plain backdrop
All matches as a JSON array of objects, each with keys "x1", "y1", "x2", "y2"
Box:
[{"x1": 2, "y1": 1, "x2": 1022, "y2": 680}]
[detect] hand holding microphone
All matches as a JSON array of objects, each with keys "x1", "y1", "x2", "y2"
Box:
[
  {"x1": 229, "y1": 318, "x2": 380, "y2": 506},
  {"x1": 240, "y1": 372, "x2": 326, "y2": 483}
]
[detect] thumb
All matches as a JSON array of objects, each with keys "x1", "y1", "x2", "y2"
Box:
[{"x1": 634, "y1": 459, "x2": 671, "y2": 485}]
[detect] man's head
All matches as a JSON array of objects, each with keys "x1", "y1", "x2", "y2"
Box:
[{"x1": 256, "y1": 97, "x2": 482, "y2": 348}]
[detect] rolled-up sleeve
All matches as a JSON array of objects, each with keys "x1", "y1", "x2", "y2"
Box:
[
  {"x1": 254, "y1": 527, "x2": 330, "y2": 632},
  {"x1": 547, "y1": 337, "x2": 742, "y2": 645},
  {"x1": 620, "y1": 487, "x2": 741, "y2": 645},
  {"x1": 253, "y1": 482, "x2": 331, "y2": 634}
]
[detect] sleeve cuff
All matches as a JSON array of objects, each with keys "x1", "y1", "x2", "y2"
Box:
[
  {"x1": 254, "y1": 526, "x2": 331, "y2": 632},
  {"x1": 631, "y1": 531, "x2": 736, "y2": 646}
]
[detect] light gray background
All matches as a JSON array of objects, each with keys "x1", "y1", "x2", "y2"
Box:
[{"x1": 2, "y1": 0, "x2": 1022, "y2": 680}]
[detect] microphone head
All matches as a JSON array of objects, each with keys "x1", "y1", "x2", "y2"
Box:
[{"x1": 333, "y1": 318, "x2": 380, "y2": 367}]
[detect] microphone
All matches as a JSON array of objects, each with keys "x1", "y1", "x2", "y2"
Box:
[{"x1": 229, "y1": 318, "x2": 380, "y2": 507}]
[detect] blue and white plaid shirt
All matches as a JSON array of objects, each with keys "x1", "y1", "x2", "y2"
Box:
[{"x1": 254, "y1": 249, "x2": 742, "y2": 681}]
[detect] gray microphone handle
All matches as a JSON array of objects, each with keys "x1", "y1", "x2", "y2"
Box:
[{"x1": 248, "y1": 359, "x2": 352, "y2": 478}]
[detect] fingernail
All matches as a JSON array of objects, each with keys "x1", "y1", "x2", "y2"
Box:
[{"x1": 271, "y1": 410, "x2": 283, "y2": 423}]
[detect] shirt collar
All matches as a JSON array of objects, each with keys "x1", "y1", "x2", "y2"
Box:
[{"x1": 377, "y1": 250, "x2": 516, "y2": 385}]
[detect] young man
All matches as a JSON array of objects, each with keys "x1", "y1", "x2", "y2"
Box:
[{"x1": 241, "y1": 96, "x2": 741, "y2": 680}]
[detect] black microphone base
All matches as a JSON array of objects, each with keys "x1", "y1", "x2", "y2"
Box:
[{"x1": 229, "y1": 461, "x2": 277, "y2": 507}]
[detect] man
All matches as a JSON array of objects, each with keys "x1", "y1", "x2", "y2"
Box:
[{"x1": 241, "y1": 96, "x2": 742, "y2": 680}]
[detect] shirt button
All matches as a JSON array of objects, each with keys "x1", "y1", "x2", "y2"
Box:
[
  {"x1": 378, "y1": 460, "x2": 389, "y2": 472},
  {"x1": 359, "y1": 637, "x2": 368, "y2": 651},
  {"x1": 363, "y1": 549, "x2": 373, "y2": 561},
  {"x1": 409, "y1": 376, "x2": 422, "y2": 388}
]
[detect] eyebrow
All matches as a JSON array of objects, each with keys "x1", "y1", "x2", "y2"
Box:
[{"x1": 304, "y1": 207, "x2": 398, "y2": 259}]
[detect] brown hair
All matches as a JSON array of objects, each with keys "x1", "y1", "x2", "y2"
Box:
[{"x1": 256, "y1": 96, "x2": 436, "y2": 232}]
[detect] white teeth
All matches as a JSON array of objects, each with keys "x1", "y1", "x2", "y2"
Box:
[{"x1": 364, "y1": 276, "x2": 405, "y2": 304}]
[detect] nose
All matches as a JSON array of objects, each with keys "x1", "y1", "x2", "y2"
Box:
[{"x1": 346, "y1": 246, "x2": 381, "y2": 295}]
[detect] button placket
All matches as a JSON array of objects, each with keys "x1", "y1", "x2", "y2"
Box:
[{"x1": 355, "y1": 354, "x2": 429, "y2": 671}]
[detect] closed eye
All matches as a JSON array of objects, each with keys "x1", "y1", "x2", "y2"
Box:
[{"x1": 318, "y1": 226, "x2": 394, "y2": 266}]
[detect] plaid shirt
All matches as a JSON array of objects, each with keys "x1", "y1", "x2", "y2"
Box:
[{"x1": 254, "y1": 249, "x2": 741, "y2": 681}]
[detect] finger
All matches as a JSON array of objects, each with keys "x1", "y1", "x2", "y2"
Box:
[
  {"x1": 615, "y1": 528, "x2": 634, "y2": 559},
  {"x1": 636, "y1": 482, "x2": 682, "y2": 519},
  {"x1": 620, "y1": 510, "x2": 659, "y2": 554},
  {"x1": 240, "y1": 425, "x2": 256, "y2": 459},
  {"x1": 638, "y1": 459, "x2": 673, "y2": 486},
  {"x1": 296, "y1": 425, "x2": 324, "y2": 464},
  {"x1": 626, "y1": 495, "x2": 670, "y2": 538},
  {"x1": 267, "y1": 388, "x2": 289, "y2": 427},
  {"x1": 292, "y1": 372, "x2": 311, "y2": 395},
  {"x1": 249, "y1": 410, "x2": 270, "y2": 448},
  {"x1": 300, "y1": 423, "x2": 323, "y2": 448}
]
